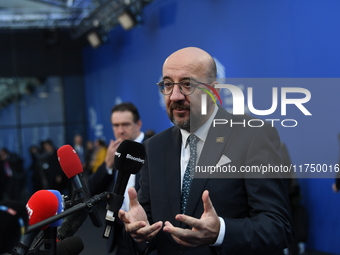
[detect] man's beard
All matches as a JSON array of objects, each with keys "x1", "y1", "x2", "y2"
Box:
[
  {"x1": 171, "y1": 114, "x2": 190, "y2": 131},
  {"x1": 167, "y1": 102, "x2": 203, "y2": 132},
  {"x1": 167, "y1": 102, "x2": 190, "y2": 131}
]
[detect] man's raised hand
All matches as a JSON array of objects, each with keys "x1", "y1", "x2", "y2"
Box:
[
  {"x1": 118, "y1": 187, "x2": 162, "y2": 242},
  {"x1": 163, "y1": 190, "x2": 220, "y2": 247}
]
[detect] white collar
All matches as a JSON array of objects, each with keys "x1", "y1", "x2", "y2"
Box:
[
  {"x1": 134, "y1": 132, "x2": 145, "y2": 143},
  {"x1": 180, "y1": 105, "x2": 218, "y2": 147}
]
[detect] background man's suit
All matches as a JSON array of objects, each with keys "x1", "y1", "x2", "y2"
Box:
[{"x1": 133, "y1": 106, "x2": 293, "y2": 255}]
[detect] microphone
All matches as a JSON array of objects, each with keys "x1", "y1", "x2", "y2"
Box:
[
  {"x1": 57, "y1": 145, "x2": 101, "y2": 241},
  {"x1": 0, "y1": 200, "x2": 28, "y2": 254},
  {"x1": 24, "y1": 190, "x2": 64, "y2": 255},
  {"x1": 56, "y1": 236, "x2": 84, "y2": 255},
  {"x1": 25, "y1": 192, "x2": 110, "y2": 233},
  {"x1": 57, "y1": 144, "x2": 88, "y2": 203},
  {"x1": 56, "y1": 208, "x2": 88, "y2": 241},
  {"x1": 11, "y1": 190, "x2": 59, "y2": 255},
  {"x1": 26, "y1": 190, "x2": 59, "y2": 228},
  {"x1": 48, "y1": 190, "x2": 64, "y2": 227},
  {"x1": 103, "y1": 139, "x2": 146, "y2": 239}
]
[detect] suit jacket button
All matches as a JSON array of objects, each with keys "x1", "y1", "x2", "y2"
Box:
[{"x1": 178, "y1": 245, "x2": 185, "y2": 254}]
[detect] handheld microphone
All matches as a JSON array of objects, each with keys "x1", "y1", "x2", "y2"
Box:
[
  {"x1": 56, "y1": 236, "x2": 84, "y2": 255},
  {"x1": 11, "y1": 190, "x2": 59, "y2": 255},
  {"x1": 103, "y1": 139, "x2": 146, "y2": 239},
  {"x1": 0, "y1": 201, "x2": 28, "y2": 254},
  {"x1": 57, "y1": 145, "x2": 101, "y2": 241}
]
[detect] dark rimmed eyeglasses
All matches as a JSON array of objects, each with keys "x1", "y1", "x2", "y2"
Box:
[
  {"x1": 156, "y1": 79, "x2": 199, "y2": 95},
  {"x1": 157, "y1": 79, "x2": 223, "y2": 105}
]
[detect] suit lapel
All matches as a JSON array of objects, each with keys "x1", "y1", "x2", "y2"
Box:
[
  {"x1": 185, "y1": 107, "x2": 233, "y2": 218},
  {"x1": 164, "y1": 127, "x2": 182, "y2": 226}
]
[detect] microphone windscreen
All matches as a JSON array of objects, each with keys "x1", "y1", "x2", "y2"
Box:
[
  {"x1": 26, "y1": 190, "x2": 59, "y2": 229},
  {"x1": 48, "y1": 190, "x2": 64, "y2": 227},
  {"x1": 57, "y1": 208, "x2": 88, "y2": 240},
  {"x1": 57, "y1": 145, "x2": 83, "y2": 178},
  {"x1": 56, "y1": 236, "x2": 84, "y2": 255},
  {"x1": 0, "y1": 200, "x2": 28, "y2": 254},
  {"x1": 114, "y1": 140, "x2": 146, "y2": 174}
]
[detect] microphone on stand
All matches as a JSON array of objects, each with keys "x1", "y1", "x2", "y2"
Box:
[
  {"x1": 26, "y1": 190, "x2": 65, "y2": 255},
  {"x1": 11, "y1": 190, "x2": 59, "y2": 255},
  {"x1": 57, "y1": 145, "x2": 101, "y2": 241},
  {"x1": 17, "y1": 191, "x2": 109, "y2": 254},
  {"x1": 103, "y1": 140, "x2": 146, "y2": 239}
]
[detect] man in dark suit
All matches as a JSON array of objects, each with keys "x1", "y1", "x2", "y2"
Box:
[
  {"x1": 89, "y1": 102, "x2": 144, "y2": 254},
  {"x1": 118, "y1": 47, "x2": 293, "y2": 254}
]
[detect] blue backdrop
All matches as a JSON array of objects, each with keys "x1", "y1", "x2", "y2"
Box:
[{"x1": 82, "y1": 0, "x2": 340, "y2": 254}]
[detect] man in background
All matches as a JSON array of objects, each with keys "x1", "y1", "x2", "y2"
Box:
[{"x1": 89, "y1": 102, "x2": 145, "y2": 254}]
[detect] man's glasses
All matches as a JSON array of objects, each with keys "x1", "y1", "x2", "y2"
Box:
[
  {"x1": 157, "y1": 79, "x2": 198, "y2": 95},
  {"x1": 157, "y1": 79, "x2": 223, "y2": 105}
]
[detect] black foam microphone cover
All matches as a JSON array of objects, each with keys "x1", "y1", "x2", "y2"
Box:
[
  {"x1": 56, "y1": 236, "x2": 84, "y2": 255},
  {"x1": 114, "y1": 139, "x2": 146, "y2": 174},
  {"x1": 113, "y1": 140, "x2": 146, "y2": 196},
  {"x1": 57, "y1": 208, "x2": 88, "y2": 240}
]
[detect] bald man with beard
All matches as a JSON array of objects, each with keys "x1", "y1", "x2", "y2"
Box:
[{"x1": 119, "y1": 47, "x2": 293, "y2": 255}]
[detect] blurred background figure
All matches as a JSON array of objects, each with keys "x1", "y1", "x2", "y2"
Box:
[
  {"x1": 91, "y1": 139, "x2": 107, "y2": 174},
  {"x1": 40, "y1": 139, "x2": 71, "y2": 196},
  {"x1": 0, "y1": 200, "x2": 28, "y2": 254},
  {"x1": 84, "y1": 140, "x2": 95, "y2": 173},
  {"x1": 74, "y1": 134, "x2": 85, "y2": 165},
  {"x1": 0, "y1": 148, "x2": 25, "y2": 202},
  {"x1": 28, "y1": 145, "x2": 44, "y2": 194},
  {"x1": 0, "y1": 149, "x2": 7, "y2": 201}
]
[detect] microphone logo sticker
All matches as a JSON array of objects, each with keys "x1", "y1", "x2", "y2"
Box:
[
  {"x1": 126, "y1": 154, "x2": 145, "y2": 164},
  {"x1": 26, "y1": 204, "x2": 33, "y2": 219},
  {"x1": 115, "y1": 151, "x2": 121, "y2": 157}
]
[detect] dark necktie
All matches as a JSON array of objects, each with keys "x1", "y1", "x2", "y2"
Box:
[{"x1": 181, "y1": 134, "x2": 198, "y2": 214}]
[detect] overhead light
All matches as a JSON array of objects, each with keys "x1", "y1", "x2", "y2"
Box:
[
  {"x1": 86, "y1": 28, "x2": 108, "y2": 49},
  {"x1": 87, "y1": 31, "x2": 102, "y2": 48},
  {"x1": 118, "y1": 9, "x2": 138, "y2": 30}
]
